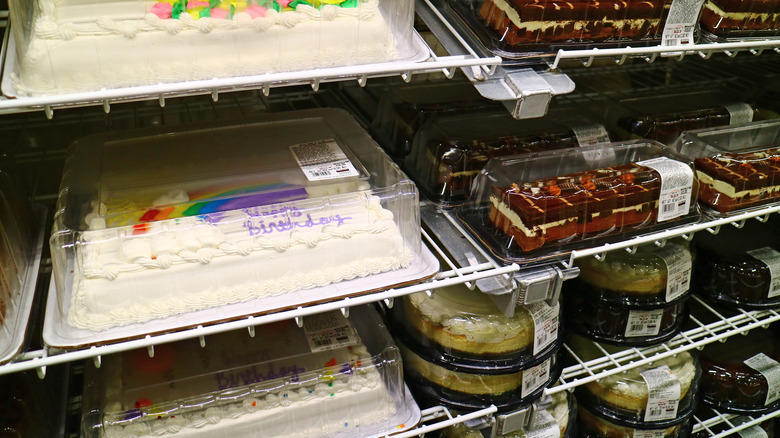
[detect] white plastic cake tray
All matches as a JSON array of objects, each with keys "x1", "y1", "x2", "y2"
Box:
[
  {"x1": 0, "y1": 204, "x2": 47, "y2": 365},
  {"x1": 1, "y1": 22, "x2": 431, "y2": 101},
  {"x1": 42, "y1": 244, "x2": 439, "y2": 349}
]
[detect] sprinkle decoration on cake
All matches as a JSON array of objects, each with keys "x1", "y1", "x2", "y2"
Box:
[
  {"x1": 477, "y1": 0, "x2": 669, "y2": 45},
  {"x1": 488, "y1": 163, "x2": 662, "y2": 252},
  {"x1": 694, "y1": 147, "x2": 780, "y2": 214}
]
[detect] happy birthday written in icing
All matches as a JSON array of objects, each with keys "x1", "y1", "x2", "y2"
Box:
[
  {"x1": 215, "y1": 364, "x2": 307, "y2": 390},
  {"x1": 242, "y1": 206, "x2": 352, "y2": 237}
]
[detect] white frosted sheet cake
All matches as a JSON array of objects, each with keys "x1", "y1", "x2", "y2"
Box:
[
  {"x1": 50, "y1": 109, "x2": 424, "y2": 333},
  {"x1": 81, "y1": 306, "x2": 419, "y2": 437}
]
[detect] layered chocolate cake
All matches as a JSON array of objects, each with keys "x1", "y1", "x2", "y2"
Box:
[
  {"x1": 694, "y1": 146, "x2": 780, "y2": 214},
  {"x1": 478, "y1": 0, "x2": 669, "y2": 45},
  {"x1": 699, "y1": 327, "x2": 780, "y2": 413},
  {"x1": 701, "y1": 0, "x2": 780, "y2": 39},
  {"x1": 619, "y1": 105, "x2": 743, "y2": 145},
  {"x1": 488, "y1": 163, "x2": 663, "y2": 252}
]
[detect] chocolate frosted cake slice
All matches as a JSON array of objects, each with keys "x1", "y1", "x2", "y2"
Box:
[
  {"x1": 488, "y1": 163, "x2": 661, "y2": 251},
  {"x1": 694, "y1": 146, "x2": 780, "y2": 213},
  {"x1": 701, "y1": 0, "x2": 780, "y2": 39}
]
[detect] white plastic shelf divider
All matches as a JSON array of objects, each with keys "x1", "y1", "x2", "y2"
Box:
[{"x1": 693, "y1": 408, "x2": 780, "y2": 438}]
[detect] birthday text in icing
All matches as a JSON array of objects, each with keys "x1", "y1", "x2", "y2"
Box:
[{"x1": 242, "y1": 206, "x2": 352, "y2": 237}]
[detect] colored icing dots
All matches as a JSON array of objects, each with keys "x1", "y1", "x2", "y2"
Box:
[{"x1": 149, "y1": 0, "x2": 360, "y2": 20}]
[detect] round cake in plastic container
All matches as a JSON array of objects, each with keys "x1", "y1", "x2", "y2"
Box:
[
  {"x1": 575, "y1": 240, "x2": 693, "y2": 307},
  {"x1": 397, "y1": 333, "x2": 561, "y2": 412},
  {"x1": 440, "y1": 391, "x2": 577, "y2": 438},
  {"x1": 569, "y1": 335, "x2": 701, "y2": 427},
  {"x1": 694, "y1": 219, "x2": 780, "y2": 309},
  {"x1": 390, "y1": 286, "x2": 561, "y2": 368},
  {"x1": 577, "y1": 403, "x2": 694, "y2": 438},
  {"x1": 563, "y1": 289, "x2": 689, "y2": 347},
  {"x1": 699, "y1": 327, "x2": 780, "y2": 414}
]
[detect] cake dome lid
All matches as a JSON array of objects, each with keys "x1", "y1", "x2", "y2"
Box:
[
  {"x1": 700, "y1": 327, "x2": 780, "y2": 366},
  {"x1": 409, "y1": 287, "x2": 526, "y2": 317},
  {"x1": 578, "y1": 397, "x2": 697, "y2": 432}
]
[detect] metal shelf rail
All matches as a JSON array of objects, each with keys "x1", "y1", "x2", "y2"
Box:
[{"x1": 693, "y1": 408, "x2": 780, "y2": 438}]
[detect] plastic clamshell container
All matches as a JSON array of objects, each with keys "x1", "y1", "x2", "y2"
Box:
[
  {"x1": 673, "y1": 119, "x2": 780, "y2": 216},
  {"x1": 577, "y1": 403, "x2": 694, "y2": 438},
  {"x1": 0, "y1": 367, "x2": 68, "y2": 437},
  {"x1": 398, "y1": 334, "x2": 561, "y2": 412},
  {"x1": 370, "y1": 80, "x2": 502, "y2": 158},
  {"x1": 698, "y1": 327, "x2": 780, "y2": 415},
  {"x1": 50, "y1": 108, "x2": 425, "y2": 334},
  {"x1": 568, "y1": 335, "x2": 701, "y2": 427},
  {"x1": 440, "y1": 0, "x2": 673, "y2": 61},
  {"x1": 693, "y1": 219, "x2": 780, "y2": 309},
  {"x1": 390, "y1": 286, "x2": 562, "y2": 370},
  {"x1": 690, "y1": 416, "x2": 775, "y2": 438},
  {"x1": 440, "y1": 391, "x2": 577, "y2": 438},
  {"x1": 574, "y1": 239, "x2": 694, "y2": 306},
  {"x1": 456, "y1": 140, "x2": 701, "y2": 265},
  {"x1": 6, "y1": 0, "x2": 419, "y2": 96},
  {"x1": 700, "y1": 0, "x2": 780, "y2": 41},
  {"x1": 405, "y1": 109, "x2": 611, "y2": 207},
  {"x1": 81, "y1": 306, "x2": 419, "y2": 438}
]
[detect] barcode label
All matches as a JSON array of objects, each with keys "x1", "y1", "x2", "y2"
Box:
[
  {"x1": 641, "y1": 365, "x2": 681, "y2": 422},
  {"x1": 522, "y1": 358, "x2": 552, "y2": 398},
  {"x1": 656, "y1": 242, "x2": 692, "y2": 302},
  {"x1": 561, "y1": 118, "x2": 613, "y2": 164},
  {"x1": 289, "y1": 139, "x2": 359, "y2": 181},
  {"x1": 625, "y1": 309, "x2": 664, "y2": 337},
  {"x1": 633, "y1": 430, "x2": 665, "y2": 438},
  {"x1": 735, "y1": 417, "x2": 770, "y2": 438},
  {"x1": 723, "y1": 102, "x2": 755, "y2": 125},
  {"x1": 302, "y1": 311, "x2": 359, "y2": 352},
  {"x1": 527, "y1": 301, "x2": 560, "y2": 355},
  {"x1": 636, "y1": 157, "x2": 694, "y2": 222},
  {"x1": 743, "y1": 353, "x2": 780, "y2": 406},
  {"x1": 526, "y1": 409, "x2": 560, "y2": 438},
  {"x1": 746, "y1": 247, "x2": 780, "y2": 298},
  {"x1": 660, "y1": 0, "x2": 704, "y2": 50}
]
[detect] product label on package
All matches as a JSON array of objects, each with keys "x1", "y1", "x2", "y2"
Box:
[
  {"x1": 562, "y1": 118, "x2": 613, "y2": 164},
  {"x1": 522, "y1": 358, "x2": 551, "y2": 398},
  {"x1": 633, "y1": 431, "x2": 665, "y2": 438},
  {"x1": 746, "y1": 247, "x2": 780, "y2": 298},
  {"x1": 661, "y1": 0, "x2": 705, "y2": 49},
  {"x1": 656, "y1": 243, "x2": 692, "y2": 302},
  {"x1": 302, "y1": 311, "x2": 359, "y2": 352},
  {"x1": 636, "y1": 157, "x2": 694, "y2": 222},
  {"x1": 641, "y1": 365, "x2": 682, "y2": 422},
  {"x1": 289, "y1": 139, "x2": 360, "y2": 181},
  {"x1": 743, "y1": 353, "x2": 780, "y2": 406},
  {"x1": 737, "y1": 424, "x2": 769, "y2": 438},
  {"x1": 526, "y1": 409, "x2": 560, "y2": 438},
  {"x1": 723, "y1": 102, "x2": 755, "y2": 125},
  {"x1": 528, "y1": 301, "x2": 560, "y2": 355},
  {"x1": 625, "y1": 309, "x2": 664, "y2": 337}
]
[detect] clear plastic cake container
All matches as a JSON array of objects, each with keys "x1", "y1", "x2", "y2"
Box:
[
  {"x1": 370, "y1": 80, "x2": 501, "y2": 158},
  {"x1": 577, "y1": 403, "x2": 694, "y2": 438},
  {"x1": 390, "y1": 287, "x2": 562, "y2": 370},
  {"x1": 672, "y1": 119, "x2": 780, "y2": 217},
  {"x1": 439, "y1": 0, "x2": 674, "y2": 61},
  {"x1": 405, "y1": 109, "x2": 611, "y2": 207},
  {"x1": 700, "y1": 0, "x2": 780, "y2": 42},
  {"x1": 456, "y1": 140, "x2": 701, "y2": 265},
  {"x1": 693, "y1": 218, "x2": 780, "y2": 309},
  {"x1": 49, "y1": 108, "x2": 431, "y2": 341},
  {"x1": 6, "y1": 0, "x2": 420, "y2": 96},
  {"x1": 81, "y1": 306, "x2": 421, "y2": 438}
]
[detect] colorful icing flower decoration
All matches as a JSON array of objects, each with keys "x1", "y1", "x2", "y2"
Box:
[{"x1": 149, "y1": 0, "x2": 359, "y2": 20}]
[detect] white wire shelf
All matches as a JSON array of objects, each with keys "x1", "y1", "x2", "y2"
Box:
[{"x1": 694, "y1": 408, "x2": 780, "y2": 438}]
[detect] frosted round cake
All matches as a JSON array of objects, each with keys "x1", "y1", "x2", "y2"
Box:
[{"x1": 12, "y1": 0, "x2": 403, "y2": 95}]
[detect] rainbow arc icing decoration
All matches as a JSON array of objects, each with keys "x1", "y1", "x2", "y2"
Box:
[{"x1": 149, "y1": 0, "x2": 360, "y2": 20}]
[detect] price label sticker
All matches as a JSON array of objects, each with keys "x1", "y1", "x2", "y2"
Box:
[
  {"x1": 527, "y1": 301, "x2": 560, "y2": 355},
  {"x1": 660, "y1": 0, "x2": 705, "y2": 50},
  {"x1": 625, "y1": 309, "x2": 664, "y2": 337},
  {"x1": 290, "y1": 139, "x2": 359, "y2": 181},
  {"x1": 302, "y1": 311, "x2": 359, "y2": 352},
  {"x1": 641, "y1": 365, "x2": 681, "y2": 422},
  {"x1": 522, "y1": 358, "x2": 552, "y2": 398},
  {"x1": 723, "y1": 102, "x2": 755, "y2": 125},
  {"x1": 743, "y1": 353, "x2": 780, "y2": 406},
  {"x1": 526, "y1": 409, "x2": 560, "y2": 438},
  {"x1": 746, "y1": 247, "x2": 780, "y2": 298},
  {"x1": 636, "y1": 157, "x2": 694, "y2": 222},
  {"x1": 633, "y1": 430, "x2": 665, "y2": 438},
  {"x1": 656, "y1": 242, "x2": 692, "y2": 302}
]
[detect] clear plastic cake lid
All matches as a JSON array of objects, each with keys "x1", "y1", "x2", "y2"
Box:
[
  {"x1": 81, "y1": 305, "x2": 420, "y2": 438},
  {"x1": 456, "y1": 140, "x2": 701, "y2": 265},
  {"x1": 405, "y1": 109, "x2": 610, "y2": 206},
  {"x1": 50, "y1": 108, "x2": 426, "y2": 334},
  {"x1": 672, "y1": 119, "x2": 780, "y2": 216}
]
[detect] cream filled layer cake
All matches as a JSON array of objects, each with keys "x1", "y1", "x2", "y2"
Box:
[
  {"x1": 82, "y1": 308, "x2": 409, "y2": 438},
  {"x1": 11, "y1": 0, "x2": 400, "y2": 95}
]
